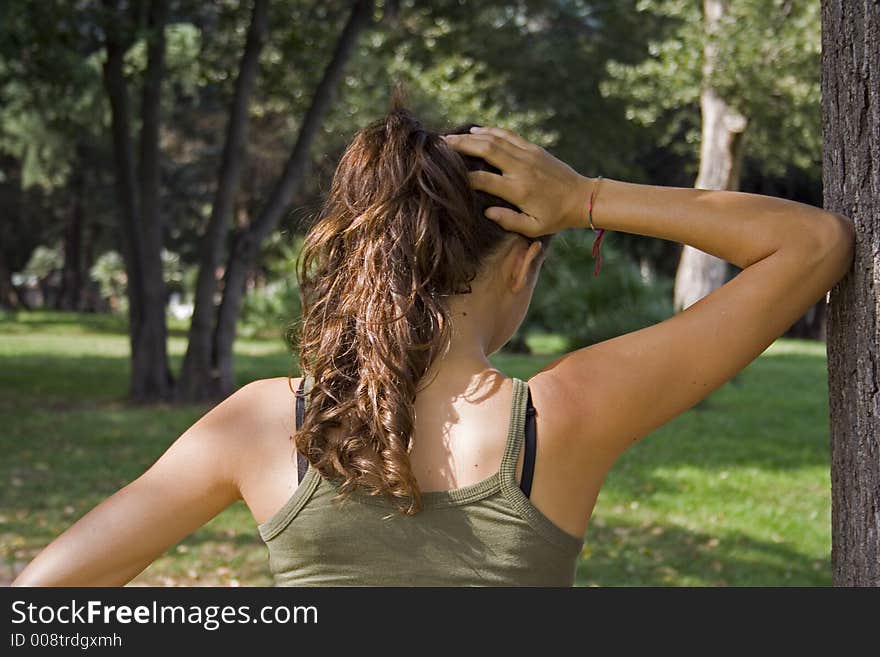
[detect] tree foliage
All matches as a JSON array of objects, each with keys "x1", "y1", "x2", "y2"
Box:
[{"x1": 602, "y1": 0, "x2": 822, "y2": 179}]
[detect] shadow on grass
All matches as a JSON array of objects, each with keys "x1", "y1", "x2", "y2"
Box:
[
  {"x1": 0, "y1": 310, "x2": 127, "y2": 332},
  {"x1": 0, "y1": 354, "x2": 133, "y2": 404},
  {"x1": 0, "y1": 310, "x2": 209, "y2": 339},
  {"x1": 577, "y1": 516, "x2": 829, "y2": 586},
  {"x1": 0, "y1": 352, "x2": 296, "y2": 406}
]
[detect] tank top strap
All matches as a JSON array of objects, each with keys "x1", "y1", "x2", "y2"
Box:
[
  {"x1": 499, "y1": 377, "x2": 529, "y2": 486},
  {"x1": 295, "y1": 373, "x2": 317, "y2": 484}
]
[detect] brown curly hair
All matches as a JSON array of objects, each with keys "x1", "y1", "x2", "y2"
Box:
[{"x1": 290, "y1": 89, "x2": 551, "y2": 515}]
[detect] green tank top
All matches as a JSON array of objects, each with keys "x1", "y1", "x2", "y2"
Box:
[{"x1": 258, "y1": 376, "x2": 584, "y2": 586}]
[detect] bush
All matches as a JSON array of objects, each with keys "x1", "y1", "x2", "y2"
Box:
[
  {"x1": 239, "y1": 233, "x2": 304, "y2": 340},
  {"x1": 89, "y1": 251, "x2": 127, "y2": 313},
  {"x1": 239, "y1": 276, "x2": 302, "y2": 340},
  {"x1": 520, "y1": 230, "x2": 674, "y2": 349}
]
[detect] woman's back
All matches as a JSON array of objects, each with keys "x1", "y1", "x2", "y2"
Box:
[{"x1": 259, "y1": 375, "x2": 583, "y2": 586}]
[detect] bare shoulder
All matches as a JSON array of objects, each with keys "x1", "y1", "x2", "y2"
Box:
[
  {"x1": 231, "y1": 376, "x2": 300, "y2": 416},
  {"x1": 216, "y1": 377, "x2": 303, "y2": 522},
  {"x1": 194, "y1": 377, "x2": 300, "y2": 488},
  {"x1": 203, "y1": 377, "x2": 297, "y2": 434},
  {"x1": 223, "y1": 376, "x2": 299, "y2": 442},
  {"x1": 526, "y1": 368, "x2": 618, "y2": 480}
]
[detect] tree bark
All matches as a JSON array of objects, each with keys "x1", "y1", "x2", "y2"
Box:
[
  {"x1": 101, "y1": 0, "x2": 173, "y2": 401},
  {"x1": 821, "y1": 0, "x2": 880, "y2": 586},
  {"x1": 178, "y1": 0, "x2": 270, "y2": 402},
  {"x1": 673, "y1": 0, "x2": 748, "y2": 312},
  {"x1": 211, "y1": 0, "x2": 375, "y2": 397}
]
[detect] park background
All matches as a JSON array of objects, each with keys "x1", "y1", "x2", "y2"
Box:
[{"x1": 0, "y1": 1, "x2": 861, "y2": 585}]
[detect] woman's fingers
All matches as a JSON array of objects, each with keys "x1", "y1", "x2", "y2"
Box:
[
  {"x1": 442, "y1": 133, "x2": 524, "y2": 172},
  {"x1": 446, "y1": 126, "x2": 579, "y2": 235},
  {"x1": 470, "y1": 125, "x2": 536, "y2": 152},
  {"x1": 483, "y1": 207, "x2": 541, "y2": 236},
  {"x1": 467, "y1": 170, "x2": 519, "y2": 200},
  {"x1": 443, "y1": 130, "x2": 550, "y2": 237}
]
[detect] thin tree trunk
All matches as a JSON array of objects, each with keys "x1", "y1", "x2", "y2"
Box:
[
  {"x1": 0, "y1": 155, "x2": 26, "y2": 309},
  {"x1": 102, "y1": 0, "x2": 173, "y2": 401},
  {"x1": 821, "y1": 0, "x2": 880, "y2": 586},
  {"x1": 178, "y1": 0, "x2": 270, "y2": 402},
  {"x1": 212, "y1": 0, "x2": 375, "y2": 397},
  {"x1": 102, "y1": 3, "x2": 147, "y2": 389},
  {"x1": 673, "y1": 0, "x2": 748, "y2": 312},
  {"x1": 136, "y1": 0, "x2": 173, "y2": 400},
  {"x1": 59, "y1": 142, "x2": 87, "y2": 311}
]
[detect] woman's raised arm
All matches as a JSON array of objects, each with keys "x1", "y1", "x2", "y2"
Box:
[{"x1": 444, "y1": 126, "x2": 855, "y2": 470}]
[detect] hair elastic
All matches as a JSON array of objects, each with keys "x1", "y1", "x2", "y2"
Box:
[{"x1": 588, "y1": 176, "x2": 606, "y2": 277}]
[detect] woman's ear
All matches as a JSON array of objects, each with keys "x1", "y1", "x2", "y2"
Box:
[{"x1": 509, "y1": 239, "x2": 544, "y2": 293}]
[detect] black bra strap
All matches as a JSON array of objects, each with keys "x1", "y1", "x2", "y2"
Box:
[
  {"x1": 520, "y1": 386, "x2": 537, "y2": 499},
  {"x1": 295, "y1": 377, "x2": 308, "y2": 484}
]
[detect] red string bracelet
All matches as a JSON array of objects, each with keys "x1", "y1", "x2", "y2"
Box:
[{"x1": 588, "y1": 176, "x2": 606, "y2": 277}]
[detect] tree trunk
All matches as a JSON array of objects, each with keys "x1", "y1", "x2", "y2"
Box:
[
  {"x1": 673, "y1": 0, "x2": 748, "y2": 312},
  {"x1": 59, "y1": 142, "x2": 87, "y2": 312},
  {"x1": 211, "y1": 0, "x2": 375, "y2": 397},
  {"x1": 102, "y1": 0, "x2": 173, "y2": 402},
  {"x1": 0, "y1": 154, "x2": 26, "y2": 309},
  {"x1": 136, "y1": 0, "x2": 173, "y2": 399},
  {"x1": 102, "y1": 5, "x2": 147, "y2": 385},
  {"x1": 821, "y1": 0, "x2": 880, "y2": 586},
  {"x1": 178, "y1": 0, "x2": 270, "y2": 402}
]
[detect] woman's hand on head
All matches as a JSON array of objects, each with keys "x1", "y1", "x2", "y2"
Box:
[{"x1": 442, "y1": 126, "x2": 592, "y2": 237}]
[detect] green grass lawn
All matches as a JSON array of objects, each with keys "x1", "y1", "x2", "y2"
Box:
[{"x1": 0, "y1": 311, "x2": 832, "y2": 586}]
